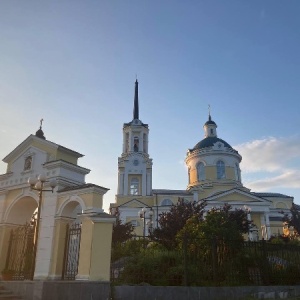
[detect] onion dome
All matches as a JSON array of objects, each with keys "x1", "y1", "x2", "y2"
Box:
[
  {"x1": 35, "y1": 119, "x2": 46, "y2": 140},
  {"x1": 204, "y1": 114, "x2": 216, "y2": 126}
]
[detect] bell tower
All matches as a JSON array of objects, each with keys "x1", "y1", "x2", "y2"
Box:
[{"x1": 117, "y1": 80, "x2": 153, "y2": 197}]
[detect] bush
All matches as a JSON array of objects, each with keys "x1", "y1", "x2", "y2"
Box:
[{"x1": 120, "y1": 249, "x2": 184, "y2": 286}]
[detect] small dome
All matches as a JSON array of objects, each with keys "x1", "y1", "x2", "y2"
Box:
[
  {"x1": 35, "y1": 128, "x2": 46, "y2": 140},
  {"x1": 204, "y1": 114, "x2": 216, "y2": 126},
  {"x1": 204, "y1": 119, "x2": 216, "y2": 126},
  {"x1": 191, "y1": 136, "x2": 233, "y2": 151}
]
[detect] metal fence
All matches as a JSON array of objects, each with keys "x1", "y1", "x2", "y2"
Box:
[
  {"x1": 5, "y1": 221, "x2": 36, "y2": 280},
  {"x1": 62, "y1": 222, "x2": 82, "y2": 280},
  {"x1": 111, "y1": 237, "x2": 300, "y2": 286}
]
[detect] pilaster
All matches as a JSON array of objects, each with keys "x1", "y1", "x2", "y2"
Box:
[
  {"x1": 76, "y1": 213, "x2": 115, "y2": 281},
  {"x1": 33, "y1": 192, "x2": 57, "y2": 280}
]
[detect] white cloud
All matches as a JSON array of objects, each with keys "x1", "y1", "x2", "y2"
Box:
[
  {"x1": 245, "y1": 169, "x2": 300, "y2": 191},
  {"x1": 235, "y1": 136, "x2": 300, "y2": 192},
  {"x1": 235, "y1": 136, "x2": 300, "y2": 173}
]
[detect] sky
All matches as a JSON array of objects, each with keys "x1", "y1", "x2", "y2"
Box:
[{"x1": 0, "y1": 0, "x2": 299, "y2": 212}]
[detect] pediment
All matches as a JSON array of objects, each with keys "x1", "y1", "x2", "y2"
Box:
[
  {"x1": 205, "y1": 188, "x2": 271, "y2": 204},
  {"x1": 119, "y1": 199, "x2": 150, "y2": 208},
  {"x1": 3, "y1": 135, "x2": 56, "y2": 164},
  {"x1": 3, "y1": 134, "x2": 83, "y2": 168}
]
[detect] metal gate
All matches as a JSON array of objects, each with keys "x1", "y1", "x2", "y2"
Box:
[
  {"x1": 5, "y1": 215, "x2": 37, "y2": 280},
  {"x1": 62, "y1": 222, "x2": 81, "y2": 280}
]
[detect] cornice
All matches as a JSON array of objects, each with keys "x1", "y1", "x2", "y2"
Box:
[
  {"x1": 0, "y1": 172, "x2": 13, "y2": 181},
  {"x1": 58, "y1": 184, "x2": 109, "y2": 196},
  {"x1": 44, "y1": 160, "x2": 90, "y2": 175},
  {"x1": 185, "y1": 147, "x2": 242, "y2": 164}
]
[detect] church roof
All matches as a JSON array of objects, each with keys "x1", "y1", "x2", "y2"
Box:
[
  {"x1": 252, "y1": 192, "x2": 293, "y2": 199},
  {"x1": 58, "y1": 183, "x2": 109, "y2": 193},
  {"x1": 123, "y1": 119, "x2": 148, "y2": 128},
  {"x1": 191, "y1": 136, "x2": 235, "y2": 151},
  {"x1": 152, "y1": 189, "x2": 192, "y2": 195},
  {"x1": 189, "y1": 114, "x2": 238, "y2": 153},
  {"x1": 204, "y1": 114, "x2": 216, "y2": 126}
]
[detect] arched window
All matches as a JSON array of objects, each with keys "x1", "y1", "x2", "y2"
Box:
[
  {"x1": 130, "y1": 177, "x2": 139, "y2": 195},
  {"x1": 125, "y1": 133, "x2": 129, "y2": 153},
  {"x1": 134, "y1": 137, "x2": 139, "y2": 152},
  {"x1": 216, "y1": 160, "x2": 225, "y2": 179},
  {"x1": 24, "y1": 156, "x2": 32, "y2": 171},
  {"x1": 197, "y1": 162, "x2": 205, "y2": 181},
  {"x1": 143, "y1": 133, "x2": 147, "y2": 152},
  {"x1": 161, "y1": 199, "x2": 173, "y2": 206},
  {"x1": 235, "y1": 163, "x2": 240, "y2": 181}
]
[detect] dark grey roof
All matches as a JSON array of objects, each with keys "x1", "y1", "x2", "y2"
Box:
[
  {"x1": 35, "y1": 128, "x2": 46, "y2": 139},
  {"x1": 294, "y1": 204, "x2": 300, "y2": 210},
  {"x1": 152, "y1": 189, "x2": 192, "y2": 195},
  {"x1": 252, "y1": 192, "x2": 293, "y2": 199},
  {"x1": 191, "y1": 137, "x2": 235, "y2": 152},
  {"x1": 203, "y1": 188, "x2": 271, "y2": 202},
  {"x1": 204, "y1": 114, "x2": 216, "y2": 126},
  {"x1": 123, "y1": 120, "x2": 148, "y2": 128},
  {"x1": 58, "y1": 183, "x2": 109, "y2": 193},
  {"x1": 204, "y1": 119, "x2": 216, "y2": 126}
]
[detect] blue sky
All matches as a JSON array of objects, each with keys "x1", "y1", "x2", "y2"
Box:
[{"x1": 0, "y1": 1, "x2": 299, "y2": 212}]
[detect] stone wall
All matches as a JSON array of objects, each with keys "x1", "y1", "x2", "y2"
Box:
[
  {"x1": 113, "y1": 285, "x2": 300, "y2": 300},
  {"x1": 2, "y1": 281, "x2": 300, "y2": 300},
  {"x1": 2, "y1": 281, "x2": 111, "y2": 300}
]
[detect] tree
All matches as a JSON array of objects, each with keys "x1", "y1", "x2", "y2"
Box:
[
  {"x1": 176, "y1": 204, "x2": 251, "y2": 247},
  {"x1": 223, "y1": 203, "x2": 253, "y2": 234},
  {"x1": 111, "y1": 207, "x2": 134, "y2": 246},
  {"x1": 151, "y1": 198, "x2": 206, "y2": 249},
  {"x1": 282, "y1": 203, "x2": 300, "y2": 236}
]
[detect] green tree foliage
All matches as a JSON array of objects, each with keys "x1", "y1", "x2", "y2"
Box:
[
  {"x1": 176, "y1": 204, "x2": 252, "y2": 255},
  {"x1": 111, "y1": 207, "x2": 134, "y2": 246},
  {"x1": 282, "y1": 203, "x2": 300, "y2": 236},
  {"x1": 177, "y1": 209, "x2": 243, "y2": 242},
  {"x1": 222, "y1": 203, "x2": 253, "y2": 234},
  {"x1": 151, "y1": 198, "x2": 207, "y2": 249}
]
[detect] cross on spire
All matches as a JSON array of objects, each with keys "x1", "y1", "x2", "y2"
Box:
[{"x1": 208, "y1": 104, "x2": 212, "y2": 120}]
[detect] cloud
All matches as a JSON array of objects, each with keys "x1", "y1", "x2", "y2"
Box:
[
  {"x1": 234, "y1": 136, "x2": 300, "y2": 192},
  {"x1": 235, "y1": 136, "x2": 300, "y2": 173},
  {"x1": 245, "y1": 169, "x2": 300, "y2": 191}
]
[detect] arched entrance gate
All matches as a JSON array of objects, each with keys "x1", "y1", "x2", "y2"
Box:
[
  {"x1": 3, "y1": 196, "x2": 38, "y2": 280},
  {"x1": 59, "y1": 201, "x2": 83, "y2": 280}
]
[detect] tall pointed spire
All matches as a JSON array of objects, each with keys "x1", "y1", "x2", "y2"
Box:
[{"x1": 133, "y1": 79, "x2": 139, "y2": 120}]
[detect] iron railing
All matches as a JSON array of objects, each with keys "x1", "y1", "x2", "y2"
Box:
[
  {"x1": 5, "y1": 218, "x2": 36, "y2": 280},
  {"x1": 62, "y1": 222, "x2": 82, "y2": 280},
  {"x1": 111, "y1": 237, "x2": 300, "y2": 286}
]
